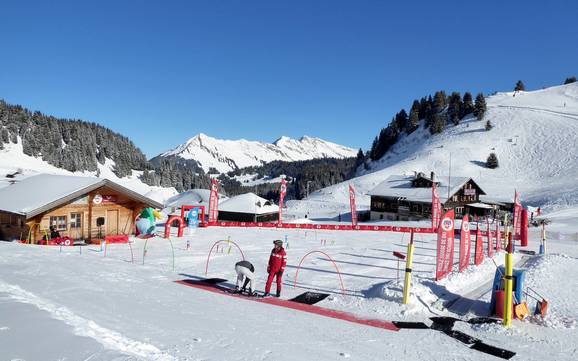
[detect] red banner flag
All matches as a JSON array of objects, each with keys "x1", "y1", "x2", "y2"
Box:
[
  {"x1": 513, "y1": 191, "x2": 522, "y2": 240},
  {"x1": 495, "y1": 221, "x2": 502, "y2": 252},
  {"x1": 208, "y1": 178, "x2": 220, "y2": 223},
  {"x1": 486, "y1": 218, "x2": 494, "y2": 258},
  {"x1": 349, "y1": 184, "x2": 357, "y2": 226},
  {"x1": 474, "y1": 224, "x2": 484, "y2": 265},
  {"x1": 436, "y1": 209, "x2": 455, "y2": 281},
  {"x1": 459, "y1": 214, "x2": 471, "y2": 272},
  {"x1": 278, "y1": 178, "x2": 287, "y2": 225},
  {"x1": 432, "y1": 182, "x2": 442, "y2": 230}
]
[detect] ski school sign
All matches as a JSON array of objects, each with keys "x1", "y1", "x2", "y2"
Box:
[
  {"x1": 436, "y1": 210, "x2": 455, "y2": 281},
  {"x1": 208, "y1": 221, "x2": 435, "y2": 233}
]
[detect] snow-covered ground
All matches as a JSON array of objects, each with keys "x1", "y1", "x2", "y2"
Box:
[
  {"x1": 1, "y1": 225, "x2": 576, "y2": 361},
  {"x1": 2, "y1": 83, "x2": 578, "y2": 360}
]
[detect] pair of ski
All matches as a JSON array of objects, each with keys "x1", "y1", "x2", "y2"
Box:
[{"x1": 228, "y1": 288, "x2": 269, "y2": 298}]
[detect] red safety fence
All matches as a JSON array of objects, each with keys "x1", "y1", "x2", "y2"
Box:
[{"x1": 207, "y1": 221, "x2": 436, "y2": 233}]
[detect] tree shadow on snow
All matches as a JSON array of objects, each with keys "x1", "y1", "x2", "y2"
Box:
[{"x1": 470, "y1": 160, "x2": 489, "y2": 168}]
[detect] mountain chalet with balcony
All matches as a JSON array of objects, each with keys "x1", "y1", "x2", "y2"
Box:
[{"x1": 369, "y1": 172, "x2": 495, "y2": 221}]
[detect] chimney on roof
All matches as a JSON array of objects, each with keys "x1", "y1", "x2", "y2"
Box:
[{"x1": 431, "y1": 171, "x2": 435, "y2": 181}]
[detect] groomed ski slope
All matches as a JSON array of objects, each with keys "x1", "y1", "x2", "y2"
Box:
[
  {"x1": 1, "y1": 226, "x2": 577, "y2": 361},
  {"x1": 292, "y1": 83, "x2": 578, "y2": 217}
]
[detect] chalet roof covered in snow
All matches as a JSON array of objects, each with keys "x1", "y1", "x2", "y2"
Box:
[
  {"x1": 369, "y1": 174, "x2": 485, "y2": 203},
  {"x1": 164, "y1": 189, "x2": 228, "y2": 209},
  {"x1": 218, "y1": 192, "x2": 278, "y2": 215},
  {"x1": 0, "y1": 174, "x2": 163, "y2": 218}
]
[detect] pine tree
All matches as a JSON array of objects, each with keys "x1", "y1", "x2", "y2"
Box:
[
  {"x1": 424, "y1": 98, "x2": 434, "y2": 128},
  {"x1": 395, "y1": 109, "x2": 409, "y2": 133},
  {"x1": 564, "y1": 76, "x2": 577, "y2": 85},
  {"x1": 409, "y1": 100, "x2": 420, "y2": 132},
  {"x1": 433, "y1": 91, "x2": 447, "y2": 114},
  {"x1": 474, "y1": 93, "x2": 487, "y2": 120},
  {"x1": 486, "y1": 153, "x2": 499, "y2": 168},
  {"x1": 514, "y1": 80, "x2": 525, "y2": 91},
  {"x1": 430, "y1": 113, "x2": 446, "y2": 134},
  {"x1": 462, "y1": 92, "x2": 474, "y2": 118},
  {"x1": 447, "y1": 92, "x2": 462, "y2": 125},
  {"x1": 485, "y1": 120, "x2": 493, "y2": 131}
]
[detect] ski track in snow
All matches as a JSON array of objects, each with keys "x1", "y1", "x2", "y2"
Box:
[{"x1": 0, "y1": 281, "x2": 176, "y2": 361}]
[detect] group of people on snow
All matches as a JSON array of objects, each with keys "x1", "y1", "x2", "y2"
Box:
[{"x1": 234, "y1": 239, "x2": 286, "y2": 297}]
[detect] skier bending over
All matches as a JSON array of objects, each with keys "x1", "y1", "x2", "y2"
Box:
[
  {"x1": 235, "y1": 260, "x2": 257, "y2": 296},
  {"x1": 265, "y1": 239, "x2": 287, "y2": 297}
]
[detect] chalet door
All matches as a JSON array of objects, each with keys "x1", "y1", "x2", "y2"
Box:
[{"x1": 106, "y1": 210, "x2": 119, "y2": 235}]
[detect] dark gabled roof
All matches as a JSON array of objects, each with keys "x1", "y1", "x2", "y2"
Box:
[
  {"x1": 0, "y1": 174, "x2": 163, "y2": 218},
  {"x1": 369, "y1": 174, "x2": 486, "y2": 203}
]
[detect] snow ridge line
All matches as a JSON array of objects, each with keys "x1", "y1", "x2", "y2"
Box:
[{"x1": 0, "y1": 281, "x2": 176, "y2": 361}]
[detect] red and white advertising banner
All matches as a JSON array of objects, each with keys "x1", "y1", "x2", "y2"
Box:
[
  {"x1": 278, "y1": 178, "x2": 287, "y2": 225},
  {"x1": 495, "y1": 222, "x2": 502, "y2": 252},
  {"x1": 208, "y1": 178, "x2": 220, "y2": 223},
  {"x1": 349, "y1": 184, "x2": 357, "y2": 226},
  {"x1": 436, "y1": 209, "x2": 455, "y2": 281},
  {"x1": 486, "y1": 218, "x2": 494, "y2": 258},
  {"x1": 513, "y1": 191, "x2": 522, "y2": 240},
  {"x1": 474, "y1": 224, "x2": 484, "y2": 265},
  {"x1": 432, "y1": 182, "x2": 442, "y2": 230},
  {"x1": 458, "y1": 214, "x2": 471, "y2": 272}
]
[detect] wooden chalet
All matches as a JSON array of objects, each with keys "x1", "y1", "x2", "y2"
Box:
[
  {"x1": 368, "y1": 172, "x2": 490, "y2": 221},
  {"x1": 0, "y1": 174, "x2": 163, "y2": 243}
]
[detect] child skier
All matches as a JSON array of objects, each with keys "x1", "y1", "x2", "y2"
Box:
[{"x1": 234, "y1": 260, "x2": 257, "y2": 296}]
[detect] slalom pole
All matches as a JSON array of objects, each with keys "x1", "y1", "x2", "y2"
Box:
[
  {"x1": 402, "y1": 230, "x2": 415, "y2": 304},
  {"x1": 503, "y1": 233, "x2": 514, "y2": 328},
  {"x1": 128, "y1": 239, "x2": 134, "y2": 263},
  {"x1": 167, "y1": 237, "x2": 175, "y2": 271},
  {"x1": 541, "y1": 222, "x2": 547, "y2": 254}
]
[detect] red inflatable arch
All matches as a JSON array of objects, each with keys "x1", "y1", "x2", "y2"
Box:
[
  {"x1": 164, "y1": 215, "x2": 185, "y2": 238},
  {"x1": 180, "y1": 205, "x2": 208, "y2": 227}
]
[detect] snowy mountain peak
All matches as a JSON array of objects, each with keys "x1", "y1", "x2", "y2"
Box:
[{"x1": 158, "y1": 134, "x2": 358, "y2": 174}]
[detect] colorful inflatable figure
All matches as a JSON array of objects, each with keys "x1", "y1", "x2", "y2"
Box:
[{"x1": 136, "y1": 208, "x2": 162, "y2": 237}]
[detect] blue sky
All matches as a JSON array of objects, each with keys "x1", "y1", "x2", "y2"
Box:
[{"x1": 1, "y1": 1, "x2": 576, "y2": 158}]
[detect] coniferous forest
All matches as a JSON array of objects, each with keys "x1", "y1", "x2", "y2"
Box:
[
  {"x1": 0, "y1": 100, "x2": 210, "y2": 192},
  {"x1": 368, "y1": 90, "x2": 486, "y2": 161}
]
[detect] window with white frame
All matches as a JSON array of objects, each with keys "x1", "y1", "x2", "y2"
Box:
[{"x1": 50, "y1": 216, "x2": 67, "y2": 231}]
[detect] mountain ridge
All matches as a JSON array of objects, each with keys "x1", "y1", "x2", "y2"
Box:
[{"x1": 154, "y1": 133, "x2": 358, "y2": 174}]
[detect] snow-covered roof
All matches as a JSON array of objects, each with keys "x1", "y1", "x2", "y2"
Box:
[
  {"x1": 218, "y1": 193, "x2": 278, "y2": 215},
  {"x1": 164, "y1": 189, "x2": 228, "y2": 209},
  {"x1": 368, "y1": 175, "x2": 483, "y2": 203},
  {"x1": 0, "y1": 174, "x2": 163, "y2": 218}
]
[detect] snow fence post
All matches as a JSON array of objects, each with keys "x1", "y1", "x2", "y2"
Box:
[
  {"x1": 402, "y1": 230, "x2": 415, "y2": 304},
  {"x1": 503, "y1": 234, "x2": 514, "y2": 328}
]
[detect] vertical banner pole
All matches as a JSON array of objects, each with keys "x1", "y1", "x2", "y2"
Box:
[
  {"x1": 403, "y1": 230, "x2": 415, "y2": 304},
  {"x1": 503, "y1": 239, "x2": 514, "y2": 328}
]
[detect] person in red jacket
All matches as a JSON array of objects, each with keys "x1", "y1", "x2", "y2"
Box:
[{"x1": 264, "y1": 239, "x2": 287, "y2": 297}]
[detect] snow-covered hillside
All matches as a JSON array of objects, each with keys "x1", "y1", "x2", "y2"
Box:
[
  {"x1": 156, "y1": 133, "x2": 358, "y2": 174},
  {"x1": 298, "y1": 83, "x2": 578, "y2": 215},
  {"x1": 0, "y1": 140, "x2": 177, "y2": 204}
]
